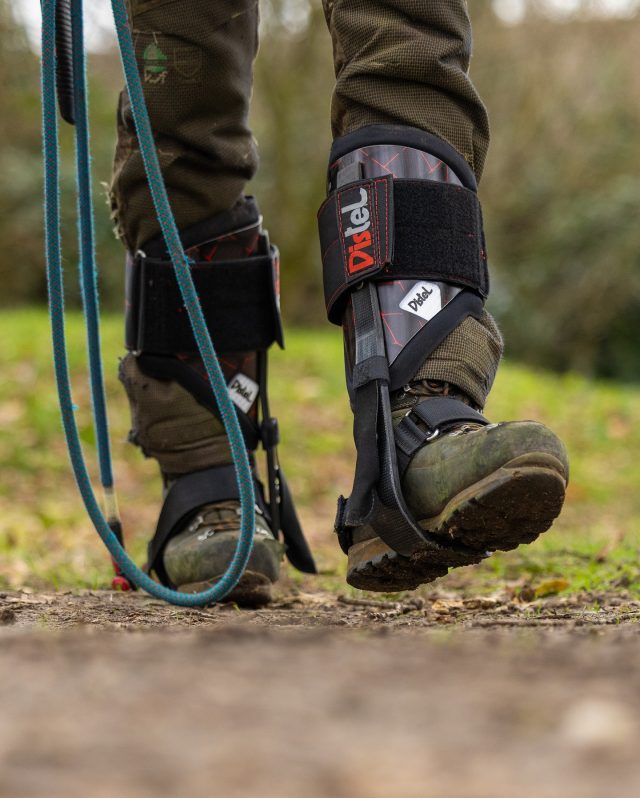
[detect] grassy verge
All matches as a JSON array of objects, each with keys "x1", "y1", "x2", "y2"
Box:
[{"x1": 1, "y1": 309, "x2": 639, "y2": 598}]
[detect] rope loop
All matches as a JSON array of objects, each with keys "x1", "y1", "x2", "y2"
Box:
[{"x1": 40, "y1": 0, "x2": 256, "y2": 606}]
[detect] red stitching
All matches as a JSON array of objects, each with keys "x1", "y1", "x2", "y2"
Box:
[
  {"x1": 321, "y1": 237, "x2": 340, "y2": 261},
  {"x1": 372, "y1": 179, "x2": 381, "y2": 269},
  {"x1": 374, "y1": 177, "x2": 390, "y2": 266},
  {"x1": 336, "y1": 190, "x2": 349, "y2": 281},
  {"x1": 383, "y1": 178, "x2": 390, "y2": 262}
]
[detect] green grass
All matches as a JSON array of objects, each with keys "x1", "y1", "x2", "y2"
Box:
[{"x1": 1, "y1": 309, "x2": 639, "y2": 598}]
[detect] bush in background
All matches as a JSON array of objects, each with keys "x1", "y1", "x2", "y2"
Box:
[{"x1": 0, "y1": 0, "x2": 638, "y2": 380}]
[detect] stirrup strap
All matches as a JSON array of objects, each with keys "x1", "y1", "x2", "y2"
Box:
[
  {"x1": 148, "y1": 465, "x2": 242, "y2": 587},
  {"x1": 395, "y1": 397, "x2": 489, "y2": 477}
]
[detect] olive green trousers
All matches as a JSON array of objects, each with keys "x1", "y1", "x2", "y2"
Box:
[
  {"x1": 111, "y1": 0, "x2": 489, "y2": 251},
  {"x1": 113, "y1": 0, "x2": 501, "y2": 415}
]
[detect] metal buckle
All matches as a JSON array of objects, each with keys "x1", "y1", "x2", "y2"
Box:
[{"x1": 404, "y1": 407, "x2": 439, "y2": 444}]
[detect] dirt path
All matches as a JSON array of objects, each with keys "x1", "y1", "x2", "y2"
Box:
[{"x1": 1, "y1": 589, "x2": 640, "y2": 798}]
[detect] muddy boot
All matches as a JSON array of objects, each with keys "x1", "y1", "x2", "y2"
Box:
[
  {"x1": 162, "y1": 500, "x2": 284, "y2": 607},
  {"x1": 122, "y1": 198, "x2": 316, "y2": 606},
  {"x1": 348, "y1": 383, "x2": 568, "y2": 591},
  {"x1": 317, "y1": 126, "x2": 568, "y2": 592}
]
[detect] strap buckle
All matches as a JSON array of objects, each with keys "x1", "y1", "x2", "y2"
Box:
[
  {"x1": 403, "y1": 406, "x2": 440, "y2": 442},
  {"x1": 260, "y1": 417, "x2": 280, "y2": 451}
]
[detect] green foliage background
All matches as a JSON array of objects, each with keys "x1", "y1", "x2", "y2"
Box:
[
  {"x1": 0, "y1": 0, "x2": 638, "y2": 379},
  {"x1": 2, "y1": 310, "x2": 639, "y2": 594}
]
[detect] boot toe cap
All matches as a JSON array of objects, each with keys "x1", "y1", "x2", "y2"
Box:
[{"x1": 403, "y1": 420, "x2": 569, "y2": 520}]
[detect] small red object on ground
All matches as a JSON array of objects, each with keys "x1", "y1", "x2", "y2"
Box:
[{"x1": 112, "y1": 575, "x2": 133, "y2": 592}]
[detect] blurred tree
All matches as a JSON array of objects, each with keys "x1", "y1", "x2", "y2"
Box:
[
  {"x1": 0, "y1": 0, "x2": 638, "y2": 380},
  {"x1": 473, "y1": 4, "x2": 640, "y2": 379},
  {"x1": 0, "y1": 1, "x2": 49, "y2": 304},
  {"x1": 251, "y1": 0, "x2": 334, "y2": 323},
  {"x1": 0, "y1": 1, "x2": 124, "y2": 309}
]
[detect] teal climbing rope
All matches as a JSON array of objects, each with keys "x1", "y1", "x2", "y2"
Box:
[{"x1": 40, "y1": 0, "x2": 256, "y2": 606}]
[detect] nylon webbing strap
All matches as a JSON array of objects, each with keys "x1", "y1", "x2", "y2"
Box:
[
  {"x1": 319, "y1": 176, "x2": 488, "y2": 324},
  {"x1": 411, "y1": 396, "x2": 488, "y2": 429},
  {"x1": 148, "y1": 464, "x2": 242, "y2": 586},
  {"x1": 278, "y1": 470, "x2": 316, "y2": 574},
  {"x1": 395, "y1": 397, "x2": 489, "y2": 477},
  {"x1": 126, "y1": 249, "x2": 284, "y2": 354},
  {"x1": 338, "y1": 283, "x2": 426, "y2": 556},
  {"x1": 344, "y1": 285, "x2": 387, "y2": 524}
]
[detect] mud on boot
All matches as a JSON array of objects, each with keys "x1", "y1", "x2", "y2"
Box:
[
  {"x1": 162, "y1": 500, "x2": 284, "y2": 607},
  {"x1": 121, "y1": 199, "x2": 316, "y2": 605},
  {"x1": 317, "y1": 126, "x2": 568, "y2": 592},
  {"x1": 347, "y1": 394, "x2": 568, "y2": 591}
]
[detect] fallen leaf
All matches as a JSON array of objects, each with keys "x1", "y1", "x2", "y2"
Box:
[
  {"x1": 534, "y1": 578, "x2": 570, "y2": 598},
  {"x1": 463, "y1": 597, "x2": 500, "y2": 610},
  {"x1": 431, "y1": 599, "x2": 464, "y2": 613}
]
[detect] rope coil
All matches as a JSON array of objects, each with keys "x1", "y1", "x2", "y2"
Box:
[{"x1": 40, "y1": 0, "x2": 257, "y2": 606}]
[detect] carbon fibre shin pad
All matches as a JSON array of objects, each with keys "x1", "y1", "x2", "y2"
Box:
[
  {"x1": 125, "y1": 199, "x2": 316, "y2": 578},
  {"x1": 318, "y1": 126, "x2": 490, "y2": 560}
]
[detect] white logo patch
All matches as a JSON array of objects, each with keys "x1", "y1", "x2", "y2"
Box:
[
  {"x1": 399, "y1": 281, "x2": 442, "y2": 322},
  {"x1": 228, "y1": 373, "x2": 259, "y2": 414}
]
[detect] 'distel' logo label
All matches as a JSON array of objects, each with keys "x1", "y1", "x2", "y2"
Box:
[
  {"x1": 399, "y1": 281, "x2": 442, "y2": 322},
  {"x1": 341, "y1": 187, "x2": 375, "y2": 275},
  {"x1": 228, "y1": 373, "x2": 259, "y2": 414}
]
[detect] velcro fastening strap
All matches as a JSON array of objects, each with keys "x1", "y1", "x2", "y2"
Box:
[
  {"x1": 395, "y1": 397, "x2": 489, "y2": 476},
  {"x1": 147, "y1": 464, "x2": 241, "y2": 586},
  {"x1": 410, "y1": 396, "x2": 488, "y2": 430},
  {"x1": 319, "y1": 177, "x2": 488, "y2": 324},
  {"x1": 352, "y1": 355, "x2": 389, "y2": 389},
  {"x1": 319, "y1": 176, "x2": 394, "y2": 323},
  {"x1": 126, "y1": 246, "x2": 284, "y2": 355}
]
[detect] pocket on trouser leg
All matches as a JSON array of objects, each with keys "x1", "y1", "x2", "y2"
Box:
[{"x1": 119, "y1": 353, "x2": 232, "y2": 475}]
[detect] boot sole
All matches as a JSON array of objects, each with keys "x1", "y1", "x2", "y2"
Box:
[
  {"x1": 178, "y1": 570, "x2": 274, "y2": 608},
  {"x1": 347, "y1": 456, "x2": 567, "y2": 593}
]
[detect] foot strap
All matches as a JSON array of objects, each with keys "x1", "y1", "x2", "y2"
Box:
[
  {"x1": 395, "y1": 397, "x2": 489, "y2": 477},
  {"x1": 147, "y1": 463, "x2": 314, "y2": 587}
]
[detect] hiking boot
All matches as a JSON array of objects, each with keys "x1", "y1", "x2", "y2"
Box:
[
  {"x1": 163, "y1": 500, "x2": 285, "y2": 607},
  {"x1": 346, "y1": 382, "x2": 568, "y2": 590}
]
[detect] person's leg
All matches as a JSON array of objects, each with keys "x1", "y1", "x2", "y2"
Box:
[
  {"x1": 320, "y1": 0, "x2": 568, "y2": 589},
  {"x1": 323, "y1": 0, "x2": 499, "y2": 407},
  {"x1": 112, "y1": 0, "x2": 314, "y2": 605},
  {"x1": 324, "y1": 0, "x2": 490, "y2": 177},
  {"x1": 111, "y1": 0, "x2": 259, "y2": 252}
]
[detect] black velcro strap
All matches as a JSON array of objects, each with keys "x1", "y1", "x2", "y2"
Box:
[
  {"x1": 318, "y1": 176, "x2": 394, "y2": 323},
  {"x1": 319, "y1": 177, "x2": 488, "y2": 324},
  {"x1": 352, "y1": 355, "x2": 389, "y2": 389},
  {"x1": 395, "y1": 397, "x2": 489, "y2": 476},
  {"x1": 126, "y1": 247, "x2": 283, "y2": 355},
  {"x1": 147, "y1": 465, "x2": 241, "y2": 586},
  {"x1": 279, "y1": 471, "x2": 317, "y2": 574},
  {"x1": 411, "y1": 397, "x2": 488, "y2": 430}
]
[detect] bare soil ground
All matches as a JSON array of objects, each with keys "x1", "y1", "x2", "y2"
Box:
[
  {"x1": 1, "y1": 588, "x2": 640, "y2": 798},
  {"x1": 2, "y1": 318, "x2": 640, "y2": 796}
]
